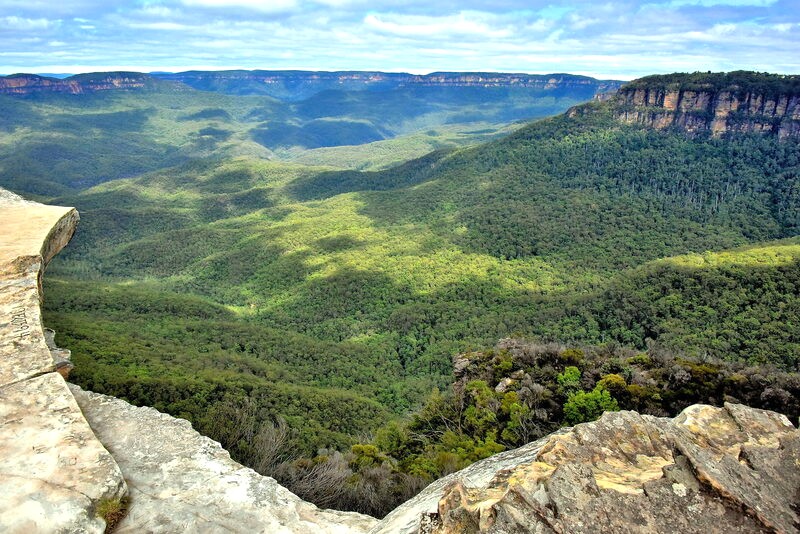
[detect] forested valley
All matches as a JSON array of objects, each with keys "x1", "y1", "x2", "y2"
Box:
[{"x1": 1, "y1": 71, "x2": 796, "y2": 516}]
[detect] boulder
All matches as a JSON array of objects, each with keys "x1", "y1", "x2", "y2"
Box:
[
  {"x1": 70, "y1": 385, "x2": 378, "y2": 534},
  {"x1": 400, "y1": 404, "x2": 799, "y2": 534}
]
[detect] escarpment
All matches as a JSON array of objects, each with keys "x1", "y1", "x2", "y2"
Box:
[
  {"x1": 0, "y1": 73, "x2": 182, "y2": 95},
  {"x1": 0, "y1": 70, "x2": 621, "y2": 99},
  {"x1": 610, "y1": 71, "x2": 800, "y2": 138},
  {"x1": 0, "y1": 189, "x2": 127, "y2": 533},
  {"x1": 1, "y1": 188, "x2": 798, "y2": 533}
]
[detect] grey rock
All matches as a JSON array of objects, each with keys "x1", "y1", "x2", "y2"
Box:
[
  {"x1": 0, "y1": 374, "x2": 127, "y2": 534},
  {"x1": 70, "y1": 385, "x2": 378, "y2": 534},
  {"x1": 370, "y1": 430, "x2": 568, "y2": 534},
  {"x1": 0, "y1": 189, "x2": 125, "y2": 533},
  {"x1": 415, "y1": 405, "x2": 800, "y2": 533}
]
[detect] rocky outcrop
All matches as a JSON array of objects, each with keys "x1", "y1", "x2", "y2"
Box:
[
  {"x1": 0, "y1": 189, "x2": 128, "y2": 533},
  {"x1": 0, "y1": 72, "x2": 183, "y2": 95},
  {"x1": 69, "y1": 385, "x2": 377, "y2": 533},
  {"x1": 611, "y1": 72, "x2": 800, "y2": 138},
  {"x1": 384, "y1": 404, "x2": 799, "y2": 534},
  {"x1": 370, "y1": 430, "x2": 569, "y2": 534}
]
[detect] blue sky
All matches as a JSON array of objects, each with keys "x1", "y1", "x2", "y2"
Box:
[{"x1": 0, "y1": 0, "x2": 797, "y2": 79}]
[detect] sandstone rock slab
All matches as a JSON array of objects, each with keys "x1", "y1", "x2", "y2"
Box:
[
  {"x1": 0, "y1": 256, "x2": 72, "y2": 385},
  {"x1": 414, "y1": 404, "x2": 799, "y2": 534},
  {"x1": 1, "y1": 188, "x2": 127, "y2": 533},
  {"x1": 0, "y1": 373, "x2": 127, "y2": 533},
  {"x1": 70, "y1": 385, "x2": 379, "y2": 534},
  {"x1": 0, "y1": 189, "x2": 78, "y2": 385},
  {"x1": 370, "y1": 430, "x2": 568, "y2": 534}
]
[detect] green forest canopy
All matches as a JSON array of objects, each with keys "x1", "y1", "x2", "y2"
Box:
[{"x1": 37, "y1": 99, "x2": 799, "y2": 458}]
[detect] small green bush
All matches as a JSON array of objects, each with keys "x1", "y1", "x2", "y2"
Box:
[
  {"x1": 96, "y1": 497, "x2": 128, "y2": 533},
  {"x1": 563, "y1": 386, "x2": 620, "y2": 426}
]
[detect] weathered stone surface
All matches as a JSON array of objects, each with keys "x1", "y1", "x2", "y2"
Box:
[
  {"x1": 70, "y1": 385, "x2": 379, "y2": 534},
  {"x1": 0, "y1": 374, "x2": 127, "y2": 533},
  {"x1": 0, "y1": 256, "x2": 57, "y2": 384},
  {"x1": 0, "y1": 189, "x2": 79, "y2": 265},
  {"x1": 613, "y1": 86, "x2": 800, "y2": 138},
  {"x1": 370, "y1": 430, "x2": 568, "y2": 534},
  {"x1": 0, "y1": 188, "x2": 127, "y2": 533},
  {"x1": 0, "y1": 190, "x2": 78, "y2": 384},
  {"x1": 412, "y1": 404, "x2": 799, "y2": 534}
]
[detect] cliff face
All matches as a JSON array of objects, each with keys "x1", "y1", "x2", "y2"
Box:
[
  {"x1": 0, "y1": 70, "x2": 621, "y2": 100},
  {"x1": 153, "y1": 71, "x2": 623, "y2": 101},
  {"x1": 0, "y1": 70, "x2": 622, "y2": 101},
  {"x1": 0, "y1": 72, "x2": 182, "y2": 95},
  {"x1": 611, "y1": 72, "x2": 800, "y2": 138}
]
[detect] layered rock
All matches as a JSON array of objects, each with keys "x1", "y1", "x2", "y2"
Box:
[
  {"x1": 611, "y1": 72, "x2": 800, "y2": 138},
  {"x1": 0, "y1": 188, "x2": 127, "y2": 533},
  {"x1": 0, "y1": 70, "x2": 620, "y2": 100},
  {"x1": 385, "y1": 404, "x2": 799, "y2": 534},
  {"x1": 0, "y1": 72, "x2": 182, "y2": 95},
  {"x1": 70, "y1": 385, "x2": 377, "y2": 534}
]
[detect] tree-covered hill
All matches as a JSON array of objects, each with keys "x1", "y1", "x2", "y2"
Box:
[
  {"x1": 0, "y1": 71, "x2": 614, "y2": 196},
  {"x1": 35, "y1": 78, "x2": 799, "y2": 459}
]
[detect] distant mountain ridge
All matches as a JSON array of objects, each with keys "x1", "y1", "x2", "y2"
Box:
[
  {"x1": 0, "y1": 72, "x2": 186, "y2": 95},
  {"x1": 151, "y1": 70, "x2": 623, "y2": 101},
  {"x1": 0, "y1": 70, "x2": 622, "y2": 101}
]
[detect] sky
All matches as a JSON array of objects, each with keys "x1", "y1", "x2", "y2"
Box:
[{"x1": 0, "y1": 0, "x2": 798, "y2": 79}]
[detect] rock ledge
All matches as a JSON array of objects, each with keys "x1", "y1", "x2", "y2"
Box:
[{"x1": 393, "y1": 404, "x2": 800, "y2": 534}]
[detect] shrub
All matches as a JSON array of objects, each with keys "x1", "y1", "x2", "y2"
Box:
[
  {"x1": 557, "y1": 366, "x2": 582, "y2": 391},
  {"x1": 563, "y1": 386, "x2": 620, "y2": 425},
  {"x1": 96, "y1": 497, "x2": 128, "y2": 533}
]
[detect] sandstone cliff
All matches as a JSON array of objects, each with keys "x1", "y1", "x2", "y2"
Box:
[
  {"x1": 0, "y1": 70, "x2": 621, "y2": 100},
  {"x1": 1, "y1": 190, "x2": 798, "y2": 533},
  {"x1": 0, "y1": 72, "x2": 184, "y2": 95},
  {"x1": 610, "y1": 71, "x2": 800, "y2": 138},
  {"x1": 0, "y1": 189, "x2": 126, "y2": 533}
]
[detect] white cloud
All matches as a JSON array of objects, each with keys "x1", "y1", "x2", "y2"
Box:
[
  {"x1": 1, "y1": 16, "x2": 54, "y2": 30},
  {"x1": 180, "y1": 0, "x2": 298, "y2": 12},
  {"x1": 772, "y1": 23, "x2": 797, "y2": 32},
  {"x1": 666, "y1": 0, "x2": 776, "y2": 6},
  {"x1": 313, "y1": 0, "x2": 366, "y2": 5},
  {"x1": 137, "y1": 5, "x2": 182, "y2": 18},
  {"x1": 525, "y1": 19, "x2": 555, "y2": 33},
  {"x1": 127, "y1": 21, "x2": 193, "y2": 30},
  {"x1": 364, "y1": 12, "x2": 511, "y2": 38},
  {"x1": 568, "y1": 14, "x2": 600, "y2": 30}
]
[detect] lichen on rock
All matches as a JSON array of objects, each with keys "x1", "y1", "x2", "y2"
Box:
[{"x1": 414, "y1": 404, "x2": 799, "y2": 534}]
